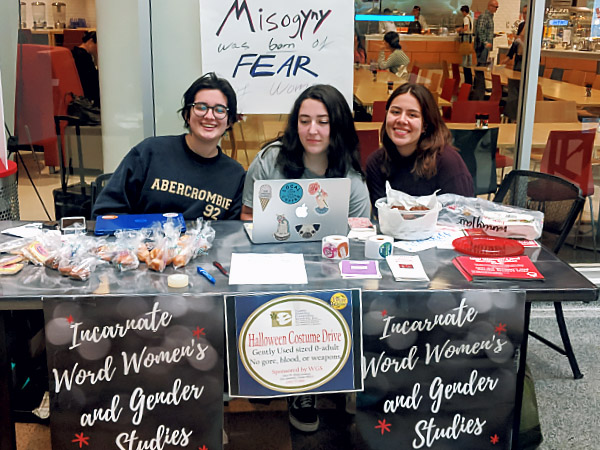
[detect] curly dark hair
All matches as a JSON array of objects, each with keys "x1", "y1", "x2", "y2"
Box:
[
  {"x1": 179, "y1": 72, "x2": 238, "y2": 129},
  {"x1": 380, "y1": 83, "x2": 453, "y2": 179},
  {"x1": 264, "y1": 84, "x2": 364, "y2": 179}
]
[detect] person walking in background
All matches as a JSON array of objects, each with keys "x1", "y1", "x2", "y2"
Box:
[
  {"x1": 71, "y1": 31, "x2": 100, "y2": 107},
  {"x1": 473, "y1": 0, "x2": 498, "y2": 99},
  {"x1": 378, "y1": 31, "x2": 410, "y2": 76},
  {"x1": 474, "y1": 0, "x2": 498, "y2": 66},
  {"x1": 458, "y1": 5, "x2": 473, "y2": 67}
]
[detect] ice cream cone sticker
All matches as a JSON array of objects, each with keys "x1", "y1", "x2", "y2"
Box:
[{"x1": 258, "y1": 184, "x2": 272, "y2": 211}]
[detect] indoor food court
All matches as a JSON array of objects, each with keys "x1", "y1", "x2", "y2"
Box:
[{"x1": 0, "y1": 0, "x2": 599, "y2": 449}]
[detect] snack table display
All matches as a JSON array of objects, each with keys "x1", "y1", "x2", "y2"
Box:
[{"x1": 0, "y1": 220, "x2": 597, "y2": 450}]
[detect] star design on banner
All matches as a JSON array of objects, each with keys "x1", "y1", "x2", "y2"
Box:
[
  {"x1": 375, "y1": 418, "x2": 391, "y2": 435},
  {"x1": 381, "y1": 309, "x2": 388, "y2": 317},
  {"x1": 490, "y1": 434, "x2": 500, "y2": 444},
  {"x1": 66, "y1": 315, "x2": 74, "y2": 324},
  {"x1": 71, "y1": 432, "x2": 90, "y2": 448},
  {"x1": 193, "y1": 326, "x2": 206, "y2": 338},
  {"x1": 494, "y1": 323, "x2": 507, "y2": 335},
  {"x1": 198, "y1": 446, "x2": 208, "y2": 450}
]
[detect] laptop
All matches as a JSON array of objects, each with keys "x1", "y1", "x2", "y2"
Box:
[
  {"x1": 245, "y1": 178, "x2": 351, "y2": 244},
  {"x1": 94, "y1": 213, "x2": 186, "y2": 235}
]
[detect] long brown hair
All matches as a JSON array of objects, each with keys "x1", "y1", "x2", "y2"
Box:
[{"x1": 380, "y1": 83, "x2": 453, "y2": 179}]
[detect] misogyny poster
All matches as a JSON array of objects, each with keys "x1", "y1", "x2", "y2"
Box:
[{"x1": 199, "y1": 0, "x2": 354, "y2": 113}]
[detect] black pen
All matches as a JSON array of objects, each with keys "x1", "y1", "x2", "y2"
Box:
[{"x1": 213, "y1": 261, "x2": 229, "y2": 277}]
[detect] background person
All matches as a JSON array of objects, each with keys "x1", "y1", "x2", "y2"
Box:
[
  {"x1": 241, "y1": 84, "x2": 370, "y2": 222},
  {"x1": 501, "y1": 5, "x2": 527, "y2": 71},
  {"x1": 365, "y1": 83, "x2": 473, "y2": 207},
  {"x1": 377, "y1": 31, "x2": 410, "y2": 75},
  {"x1": 379, "y1": 8, "x2": 397, "y2": 33},
  {"x1": 93, "y1": 72, "x2": 246, "y2": 220},
  {"x1": 474, "y1": 0, "x2": 498, "y2": 66},
  {"x1": 408, "y1": 5, "x2": 428, "y2": 34},
  {"x1": 458, "y1": 5, "x2": 474, "y2": 67},
  {"x1": 71, "y1": 31, "x2": 100, "y2": 106}
]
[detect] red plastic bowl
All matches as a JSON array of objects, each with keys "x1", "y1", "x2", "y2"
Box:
[{"x1": 452, "y1": 236, "x2": 524, "y2": 257}]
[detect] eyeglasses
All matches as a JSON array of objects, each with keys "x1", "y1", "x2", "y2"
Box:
[{"x1": 188, "y1": 102, "x2": 229, "y2": 120}]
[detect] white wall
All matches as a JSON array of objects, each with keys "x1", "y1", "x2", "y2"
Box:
[
  {"x1": 0, "y1": 2, "x2": 19, "y2": 135},
  {"x1": 150, "y1": 0, "x2": 203, "y2": 136},
  {"x1": 96, "y1": 0, "x2": 146, "y2": 172}
]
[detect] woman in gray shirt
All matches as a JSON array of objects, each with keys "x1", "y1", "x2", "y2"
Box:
[{"x1": 241, "y1": 84, "x2": 370, "y2": 220}]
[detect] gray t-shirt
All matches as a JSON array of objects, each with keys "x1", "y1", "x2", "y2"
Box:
[{"x1": 242, "y1": 143, "x2": 371, "y2": 218}]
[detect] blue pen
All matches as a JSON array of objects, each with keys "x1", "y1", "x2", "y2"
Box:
[{"x1": 197, "y1": 266, "x2": 216, "y2": 284}]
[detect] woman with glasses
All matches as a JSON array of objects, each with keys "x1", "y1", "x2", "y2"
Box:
[
  {"x1": 92, "y1": 72, "x2": 246, "y2": 220},
  {"x1": 240, "y1": 84, "x2": 370, "y2": 222}
]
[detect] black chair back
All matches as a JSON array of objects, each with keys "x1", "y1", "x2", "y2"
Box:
[
  {"x1": 494, "y1": 169, "x2": 585, "y2": 254},
  {"x1": 91, "y1": 172, "x2": 113, "y2": 208},
  {"x1": 451, "y1": 128, "x2": 498, "y2": 196}
]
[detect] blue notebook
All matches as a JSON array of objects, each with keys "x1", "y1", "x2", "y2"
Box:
[{"x1": 94, "y1": 213, "x2": 186, "y2": 235}]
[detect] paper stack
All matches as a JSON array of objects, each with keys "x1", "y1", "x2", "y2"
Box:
[{"x1": 385, "y1": 255, "x2": 430, "y2": 281}]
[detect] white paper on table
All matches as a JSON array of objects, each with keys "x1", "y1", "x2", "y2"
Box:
[
  {"x1": 228, "y1": 253, "x2": 308, "y2": 285},
  {"x1": 386, "y1": 255, "x2": 430, "y2": 281},
  {"x1": 1, "y1": 223, "x2": 45, "y2": 238},
  {"x1": 393, "y1": 226, "x2": 466, "y2": 252}
]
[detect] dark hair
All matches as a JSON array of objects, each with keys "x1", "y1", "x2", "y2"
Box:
[
  {"x1": 82, "y1": 31, "x2": 96, "y2": 44},
  {"x1": 380, "y1": 83, "x2": 452, "y2": 179},
  {"x1": 413, "y1": 5, "x2": 421, "y2": 11},
  {"x1": 268, "y1": 84, "x2": 363, "y2": 179},
  {"x1": 460, "y1": 5, "x2": 470, "y2": 14},
  {"x1": 179, "y1": 72, "x2": 238, "y2": 129},
  {"x1": 383, "y1": 31, "x2": 402, "y2": 50}
]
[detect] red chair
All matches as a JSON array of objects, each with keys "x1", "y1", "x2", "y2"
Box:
[
  {"x1": 371, "y1": 101, "x2": 387, "y2": 122},
  {"x1": 457, "y1": 83, "x2": 471, "y2": 101},
  {"x1": 440, "y1": 78, "x2": 458, "y2": 119},
  {"x1": 357, "y1": 129, "x2": 380, "y2": 170},
  {"x1": 15, "y1": 44, "x2": 84, "y2": 168},
  {"x1": 451, "y1": 63, "x2": 461, "y2": 84},
  {"x1": 409, "y1": 65, "x2": 420, "y2": 84},
  {"x1": 540, "y1": 130, "x2": 596, "y2": 252},
  {"x1": 449, "y1": 101, "x2": 501, "y2": 123},
  {"x1": 489, "y1": 74, "x2": 503, "y2": 102}
]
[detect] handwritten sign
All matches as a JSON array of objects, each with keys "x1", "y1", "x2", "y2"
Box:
[
  {"x1": 199, "y1": 0, "x2": 354, "y2": 113},
  {"x1": 225, "y1": 289, "x2": 362, "y2": 396},
  {"x1": 356, "y1": 290, "x2": 524, "y2": 449},
  {"x1": 44, "y1": 295, "x2": 224, "y2": 449}
]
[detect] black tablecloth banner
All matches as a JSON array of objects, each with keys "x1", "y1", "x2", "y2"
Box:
[
  {"x1": 43, "y1": 294, "x2": 223, "y2": 449},
  {"x1": 355, "y1": 290, "x2": 525, "y2": 450}
]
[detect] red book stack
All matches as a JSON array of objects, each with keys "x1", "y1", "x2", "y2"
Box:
[{"x1": 453, "y1": 255, "x2": 544, "y2": 282}]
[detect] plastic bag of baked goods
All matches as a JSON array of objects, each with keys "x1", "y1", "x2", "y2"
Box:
[
  {"x1": 375, "y1": 182, "x2": 441, "y2": 240},
  {"x1": 437, "y1": 193, "x2": 543, "y2": 239},
  {"x1": 172, "y1": 219, "x2": 215, "y2": 269}
]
